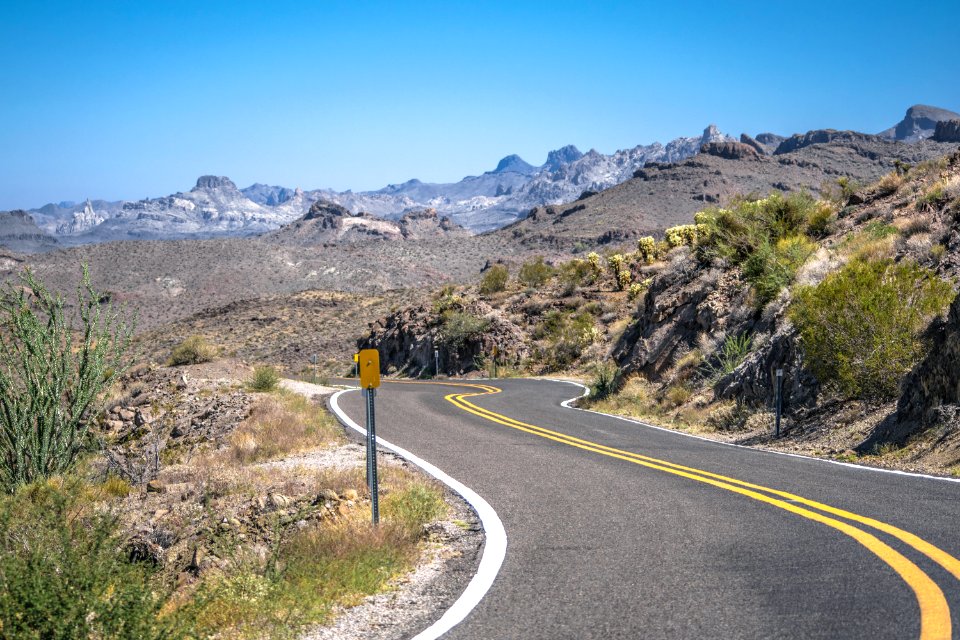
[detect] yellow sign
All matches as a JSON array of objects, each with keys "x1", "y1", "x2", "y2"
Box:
[
  {"x1": 353, "y1": 353, "x2": 359, "y2": 363},
  {"x1": 359, "y1": 349, "x2": 380, "y2": 389}
]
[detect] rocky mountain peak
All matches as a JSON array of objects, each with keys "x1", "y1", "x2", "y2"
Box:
[
  {"x1": 492, "y1": 154, "x2": 537, "y2": 175},
  {"x1": 699, "y1": 124, "x2": 726, "y2": 145},
  {"x1": 192, "y1": 175, "x2": 238, "y2": 192},
  {"x1": 879, "y1": 104, "x2": 960, "y2": 142},
  {"x1": 545, "y1": 145, "x2": 584, "y2": 170},
  {"x1": 302, "y1": 200, "x2": 352, "y2": 222}
]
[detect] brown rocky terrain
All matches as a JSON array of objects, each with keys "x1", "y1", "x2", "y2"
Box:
[
  {"x1": 365, "y1": 150, "x2": 960, "y2": 475},
  {"x1": 502, "y1": 137, "x2": 958, "y2": 250}
]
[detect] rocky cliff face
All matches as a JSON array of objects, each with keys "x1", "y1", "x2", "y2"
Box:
[
  {"x1": 934, "y1": 120, "x2": 960, "y2": 143},
  {"x1": 774, "y1": 130, "x2": 880, "y2": 155},
  {"x1": 0, "y1": 210, "x2": 59, "y2": 253},
  {"x1": 879, "y1": 105, "x2": 960, "y2": 142},
  {"x1": 360, "y1": 300, "x2": 529, "y2": 376}
]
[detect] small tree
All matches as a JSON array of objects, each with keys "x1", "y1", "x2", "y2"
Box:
[
  {"x1": 479, "y1": 264, "x2": 509, "y2": 294},
  {"x1": 0, "y1": 266, "x2": 133, "y2": 491},
  {"x1": 518, "y1": 256, "x2": 553, "y2": 287}
]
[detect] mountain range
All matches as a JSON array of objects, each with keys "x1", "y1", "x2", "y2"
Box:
[{"x1": 4, "y1": 104, "x2": 960, "y2": 252}]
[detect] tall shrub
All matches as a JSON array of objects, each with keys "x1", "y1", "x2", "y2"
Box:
[
  {"x1": 0, "y1": 267, "x2": 133, "y2": 491},
  {"x1": 790, "y1": 259, "x2": 955, "y2": 401}
]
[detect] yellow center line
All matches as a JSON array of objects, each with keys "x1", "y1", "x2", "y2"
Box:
[{"x1": 386, "y1": 380, "x2": 954, "y2": 640}]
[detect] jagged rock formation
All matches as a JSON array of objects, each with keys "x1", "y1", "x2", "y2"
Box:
[
  {"x1": 740, "y1": 134, "x2": 767, "y2": 156},
  {"x1": 934, "y1": 120, "x2": 960, "y2": 143},
  {"x1": 56, "y1": 199, "x2": 106, "y2": 235},
  {"x1": 360, "y1": 301, "x2": 529, "y2": 376},
  {"x1": 753, "y1": 133, "x2": 785, "y2": 155},
  {"x1": 701, "y1": 141, "x2": 760, "y2": 160},
  {"x1": 264, "y1": 200, "x2": 467, "y2": 245},
  {"x1": 879, "y1": 105, "x2": 960, "y2": 142},
  {"x1": 0, "y1": 210, "x2": 59, "y2": 253},
  {"x1": 774, "y1": 130, "x2": 880, "y2": 155}
]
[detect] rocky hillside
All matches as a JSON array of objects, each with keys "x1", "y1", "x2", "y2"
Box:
[
  {"x1": 364, "y1": 150, "x2": 960, "y2": 474},
  {"x1": 878, "y1": 104, "x2": 960, "y2": 142},
  {"x1": 502, "y1": 135, "x2": 958, "y2": 250},
  {"x1": 22, "y1": 105, "x2": 954, "y2": 246},
  {"x1": 0, "y1": 210, "x2": 58, "y2": 253},
  {"x1": 264, "y1": 201, "x2": 467, "y2": 246}
]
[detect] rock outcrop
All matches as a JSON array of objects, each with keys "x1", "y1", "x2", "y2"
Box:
[
  {"x1": 360, "y1": 301, "x2": 529, "y2": 376},
  {"x1": 774, "y1": 129, "x2": 879, "y2": 155},
  {"x1": 864, "y1": 294, "x2": 960, "y2": 446},
  {"x1": 879, "y1": 105, "x2": 960, "y2": 142},
  {"x1": 934, "y1": 120, "x2": 960, "y2": 143},
  {"x1": 701, "y1": 141, "x2": 760, "y2": 160},
  {"x1": 0, "y1": 210, "x2": 59, "y2": 253},
  {"x1": 740, "y1": 133, "x2": 767, "y2": 156}
]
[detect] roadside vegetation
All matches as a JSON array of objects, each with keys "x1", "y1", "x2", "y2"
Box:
[{"x1": 0, "y1": 267, "x2": 451, "y2": 638}]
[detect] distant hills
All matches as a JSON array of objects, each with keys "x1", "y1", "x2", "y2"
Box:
[{"x1": 4, "y1": 104, "x2": 960, "y2": 251}]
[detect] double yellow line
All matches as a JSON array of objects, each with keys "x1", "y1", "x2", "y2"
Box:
[{"x1": 406, "y1": 380, "x2": 960, "y2": 640}]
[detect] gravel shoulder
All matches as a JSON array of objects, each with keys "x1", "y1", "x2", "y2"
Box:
[{"x1": 280, "y1": 380, "x2": 486, "y2": 640}]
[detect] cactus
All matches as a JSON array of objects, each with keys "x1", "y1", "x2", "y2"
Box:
[
  {"x1": 636, "y1": 236, "x2": 657, "y2": 263},
  {"x1": 0, "y1": 266, "x2": 133, "y2": 491}
]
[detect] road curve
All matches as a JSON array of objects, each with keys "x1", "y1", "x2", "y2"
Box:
[{"x1": 334, "y1": 378, "x2": 960, "y2": 640}]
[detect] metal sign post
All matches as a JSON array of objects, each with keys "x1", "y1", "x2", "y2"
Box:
[
  {"x1": 311, "y1": 354, "x2": 318, "y2": 383},
  {"x1": 359, "y1": 349, "x2": 381, "y2": 525},
  {"x1": 775, "y1": 369, "x2": 783, "y2": 438},
  {"x1": 434, "y1": 348, "x2": 440, "y2": 378},
  {"x1": 353, "y1": 352, "x2": 359, "y2": 379}
]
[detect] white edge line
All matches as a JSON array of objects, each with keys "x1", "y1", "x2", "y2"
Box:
[
  {"x1": 328, "y1": 388, "x2": 507, "y2": 640},
  {"x1": 540, "y1": 378, "x2": 960, "y2": 485}
]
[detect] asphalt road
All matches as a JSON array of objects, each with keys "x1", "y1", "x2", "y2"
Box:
[{"x1": 335, "y1": 378, "x2": 960, "y2": 640}]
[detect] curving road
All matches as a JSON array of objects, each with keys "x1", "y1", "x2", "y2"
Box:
[{"x1": 333, "y1": 378, "x2": 960, "y2": 640}]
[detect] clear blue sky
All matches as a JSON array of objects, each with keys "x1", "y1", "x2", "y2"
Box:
[{"x1": 2, "y1": 0, "x2": 959, "y2": 209}]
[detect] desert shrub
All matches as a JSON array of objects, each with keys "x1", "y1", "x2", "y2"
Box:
[
  {"x1": 247, "y1": 365, "x2": 280, "y2": 392},
  {"x1": 628, "y1": 280, "x2": 649, "y2": 301},
  {"x1": 586, "y1": 252, "x2": 603, "y2": 276},
  {"x1": 705, "y1": 402, "x2": 752, "y2": 431},
  {"x1": 431, "y1": 286, "x2": 464, "y2": 314},
  {"x1": 741, "y1": 235, "x2": 817, "y2": 307},
  {"x1": 558, "y1": 259, "x2": 595, "y2": 294},
  {"x1": 607, "y1": 254, "x2": 631, "y2": 290},
  {"x1": 701, "y1": 333, "x2": 753, "y2": 382},
  {"x1": 169, "y1": 335, "x2": 215, "y2": 366},
  {"x1": 665, "y1": 224, "x2": 699, "y2": 248},
  {"x1": 439, "y1": 311, "x2": 490, "y2": 350},
  {"x1": 805, "y1": 201, "x2": 836, "y2": 237},
  {"x1": 931, "y1": 243, "x2": 947, "y2": 263},
  {"x1": 517, "y1": 256, "x2": 554, "y2": 287},
  {"x1": 0, "y1": 266, "x2": 133, "y2": 492},
  {"x1": 589, "y1": 361, "x2": 620, "y2": 401},
  {"x1": 875, "y1": 171, "x2": 903, "y2": 196},
  {"x1": 916, "y1": 181, "x2": 948, "y2": 212},
  {"x1": 821, "y1": 176, "x2": 861, "y2": 205},
  {"x1": 662, "y1": 384, "x2": 693, "y2": 408},
  {"x1": 230, "y1": 393, "x2": 341, "y2": 463},
  {"x1": 479, "y1": 264, "x2": 509, "y2": 295},
  {"x1": 790, "y1": 258, "x2": 955, "y2": 401},
  {"x1": 636, "y1": 236, "x2": 657, "y2": 263},
  {"x1": 0, "y1": 479, "x2": 193, "y2": 638},
  {"x1": 534, "y1": 310, "x2": 597, "y2": 369}
]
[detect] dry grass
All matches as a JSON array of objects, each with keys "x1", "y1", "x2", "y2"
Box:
[
  {"x1": 875, "y1": 171, "x2": 904, "y2": 196},
  {"x1": 229, "y1": 392, "x2": 343, "y2": 464}
]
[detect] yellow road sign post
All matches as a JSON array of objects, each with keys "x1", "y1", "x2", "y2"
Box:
[{"x1": 358, "y1": 349, "x2": 381, "y2": 524}]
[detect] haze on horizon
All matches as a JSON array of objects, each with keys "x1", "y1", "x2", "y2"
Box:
[{"x1": 1, "y1": 0, "x2": 959, "y2": 210}]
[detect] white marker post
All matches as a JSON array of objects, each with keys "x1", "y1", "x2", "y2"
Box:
[{"x1": 775, "y1": 368, "x2": 783, "y2": 438}]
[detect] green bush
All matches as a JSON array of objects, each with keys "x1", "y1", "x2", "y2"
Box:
[
  {"x1": 517, "y1": 256, "x2": 554, "y2": 287},
  {"x1": 702, "y1": 333, "x2": 753, "y2": 382},
  {"x1": 589, "y1": 361, "x2": 619, "y2": 401},
  {"x1": 742, "y1": 236, "x2": 817, "y2": 307},
  {"x1": 479, "y1": 264, "x2": 509, "y2": 294},
  {"x1": 0, "y1": 266, "x2": 133, "y2": 492},
  {"x1": 248, "y1": 365, "x2": 280, "y2": 392},
  {"x1": 440, "y1": 311, "x2": 490, "y2": 350},
  {"x1": 169, "y1": 335, "x2": 216, "y2": 366},
  {"x1": 790, "y1": 258, "x2": 955, "y2": 401},
  {"x1": 557, "y1": 259, "x2": 595, "y2": 294},
  {"x1": 0, "y1": 479, "x2": 193, "y2": 638}
]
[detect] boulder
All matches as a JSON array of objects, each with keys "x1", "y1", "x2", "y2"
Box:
[{"x1": 700, "y1": 141, "x2": 759, "y2": 160}]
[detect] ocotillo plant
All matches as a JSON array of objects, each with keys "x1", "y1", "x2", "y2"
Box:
[{"x1": 0, "y1": 266, "x2": 133, "y2": 491}]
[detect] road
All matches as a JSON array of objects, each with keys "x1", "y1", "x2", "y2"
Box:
[{"x1": 333, "y1": 378, "x2": 960, "y2": 640}]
